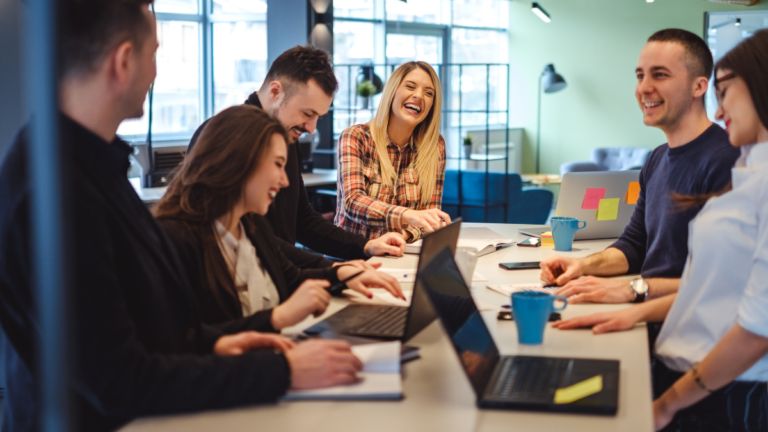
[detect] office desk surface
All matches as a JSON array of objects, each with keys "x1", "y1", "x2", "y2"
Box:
[{"x1": 120, "y1": 223, "x2": 652, "y2": 432}]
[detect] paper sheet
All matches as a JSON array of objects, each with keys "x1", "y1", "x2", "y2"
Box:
[
  {"x1": 554, "y1": 375, "x2": 603, "y2": 404},
  {"x1": 625, "y1": 181, "x2": 640, "y2": 205},
  {"x1": 581, "y1": 188, "x2": 607, "y2": 210},
  {"x1": 596, "y1": 198, "x2": 620, "y2": 221},
  {"x1": 378, "y1": 268, "x2": 488, "y2": 283}
]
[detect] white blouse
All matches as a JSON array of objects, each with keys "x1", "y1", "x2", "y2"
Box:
[
  {"x1": 214, "y1": 220, "x2": 280, "y2": 316},
  {"x1": 655, "y1": 142, "x2": 768, "y2": 381}
]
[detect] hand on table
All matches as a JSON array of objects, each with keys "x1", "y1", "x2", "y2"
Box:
[
  {"x1": 400, "y1": 209, "x2": 451, "y2": 233},
  {"x1": 551, "y1": 307, "x2": 641, "y2": 334},
  {"x1": 364, "y1": 232, "x2": 406, "y2": 257},
  {"x1": 540, "y1": 256, "x2": 585, "y2": 286},
  {"x1": 271, "y1": 279, "x2": 332, "y2": 330},
  {"x1": 285, "y1": 340, "x2": 363, "y2": 389},
  {"x1": 337, "y1": 266, "x2": 405, "y2": 300},
  {"x1": 553, "y1": 276, "x2": 634, "y2": 304},
  {"x1": 214, "y1": 331, "x2": 295, "y2": 356}
]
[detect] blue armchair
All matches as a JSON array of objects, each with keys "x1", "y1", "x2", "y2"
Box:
[
  {"x1": 441, "y1": 170, "x2": 553, "y2": 224},
  {"x1": 560, "y1": 147, "x2": 651, "y2": 176}
]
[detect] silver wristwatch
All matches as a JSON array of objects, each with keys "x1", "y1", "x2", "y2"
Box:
[{"x1": 630, "y1": 278, "x2": 649, "y2": 303}]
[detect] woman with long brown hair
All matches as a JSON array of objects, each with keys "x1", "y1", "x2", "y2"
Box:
[
  {"x1": 553, "y1": 29, "x2": 768, "y2": 431},
  {"x1": 154, "y1": 105, "x2": 402, "y2": 332},
  {"x1": 335, "y1": 61, "x2": 451, "y2": 242}
]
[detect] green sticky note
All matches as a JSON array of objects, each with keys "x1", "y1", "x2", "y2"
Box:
[
  {"x1": 596, "y1": 198, "x2": 620, "y2": 221},
  {"x1": 554, "y1": 375, "x2": 603, "y2": 404}
]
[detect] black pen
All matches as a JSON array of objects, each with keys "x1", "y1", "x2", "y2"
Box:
[{"x1": 328, "y1": 269, "x2": 366, "y2": 295}]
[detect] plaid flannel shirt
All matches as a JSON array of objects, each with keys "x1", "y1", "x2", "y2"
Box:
[{"x1": 335, "y1": 124, "x2": 446, "y2": 242}]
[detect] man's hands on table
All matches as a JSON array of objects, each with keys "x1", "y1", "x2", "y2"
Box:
[{"x1": 540, "y1": 255, "x2": 634, "y2": 304}]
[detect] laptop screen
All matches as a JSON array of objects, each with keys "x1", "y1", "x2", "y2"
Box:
[{"x1": 419, "y1": 247, "x2": 500, "y2": 397}]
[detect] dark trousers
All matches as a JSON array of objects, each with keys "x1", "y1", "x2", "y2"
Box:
[{"x1": 653, "y1": 359, "x2": 768, "y2": 432}]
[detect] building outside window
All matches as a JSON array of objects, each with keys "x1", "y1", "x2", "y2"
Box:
[{"x1": 118, "y1": 0, "x2": 268, "y2": 142}]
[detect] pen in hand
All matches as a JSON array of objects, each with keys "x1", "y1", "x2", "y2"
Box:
[{"x1": 327, "y1": 269, "x2": 366, "y2": 295}]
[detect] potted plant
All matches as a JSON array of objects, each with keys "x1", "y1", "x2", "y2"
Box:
[
  {"x1": 356, "y1": 80, "x2": 376, "y2": 110},
  {"x1": 463, "y1": 134, "x2": 473, "y2": 159}
]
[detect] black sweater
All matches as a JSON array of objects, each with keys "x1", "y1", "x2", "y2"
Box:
[
  {"x1": 0, "y1": 115, "x2": 291, "y2": 432},
  {"x1": 158, "y1": 215, "x2": 341, "y2": 332},
  {"x1": 188, "y1": 93, "x2": 370, "y2": 267},
  {"x1": 611, "y1": 124, "x2": 740, "y2": 278}
]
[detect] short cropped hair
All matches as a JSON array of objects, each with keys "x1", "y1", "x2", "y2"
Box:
[
  {"x1": 648, "y1": 28, "x2": 714, "y2": 80},
  {"x1": 263, "y1": 45, "x2": 338, "y2": 98},
  {"x1": 60, "y1": 0, "x2": 154, "y2": 79}
]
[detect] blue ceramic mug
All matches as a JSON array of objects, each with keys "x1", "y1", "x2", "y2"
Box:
[
  {"x1": 550, "y1": 216, "x2": 587, "y2": 252},
  {"x1": 511, "y1": 292, "x2": 568, "y2": 344}
]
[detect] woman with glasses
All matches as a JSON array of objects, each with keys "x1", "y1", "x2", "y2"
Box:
[
  {"x1": 335, "y1": 61, "x2": 450, "y2": 243},
  {"x1": 552, "y1": 30, "x2": 768, "y2": 431}
]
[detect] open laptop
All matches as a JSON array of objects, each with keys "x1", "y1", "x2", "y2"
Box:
[
  {"x1": 420, "y1": 247, "x2": 619, "y2": 414},
  {"x1": 518, "y1": 170, "x2": 641, "y2": 240},
  {"x1": 303, "y1": 219, "x2": 463, "y2": 341}
]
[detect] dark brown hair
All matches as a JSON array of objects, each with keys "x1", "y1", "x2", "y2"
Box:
[
  {"x1": 153, "y1": 105, "x2": 288, "y2": 315},
  {"x1": 263, "y1": 45, "x2": 338, "y2": 98},
  {"x1": 673, "y1": 29, "x2": 768, "y2": 210},
  {"x1": 648, "y1": 29, "x2": 714, "y2": 82},
  {"x1": 61, "y1": 0, "x2": 154, "y2": 78}
]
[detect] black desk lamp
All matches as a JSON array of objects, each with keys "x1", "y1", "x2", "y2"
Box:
[{"x1": 536, "y1": 63, "x2": 567, "y2": 173}]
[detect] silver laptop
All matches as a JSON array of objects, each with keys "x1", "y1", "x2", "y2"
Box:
[{"x1": 519, "y1": 171, "x2": 640, "y2": 241}]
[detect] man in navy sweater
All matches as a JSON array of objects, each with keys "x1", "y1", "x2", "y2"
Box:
[{"x1": 540, "y1": 29, "x2": 740, "y2": 304}]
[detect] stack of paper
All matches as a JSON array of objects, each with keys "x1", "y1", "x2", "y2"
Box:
[
  {"x1": 541, "y1": 231, "x2": 554, "y2": 247},
  {"x1": 283, "y1": 341, "x2": 403, "y2": 400}
]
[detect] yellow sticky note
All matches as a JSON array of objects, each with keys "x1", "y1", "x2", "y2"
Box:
[
  {"x1": 625, "y1": 182, "x2": 641, "y2": 205},
  {"x1": 596, "y1": 198, "x2": 620, "y2": 221},
  {"x1": 554, "y1": 375, "x2": 603, "y2": 404}
]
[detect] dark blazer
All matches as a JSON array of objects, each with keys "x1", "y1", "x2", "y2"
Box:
[
  {"x1": 158, "y1": 214, "x2": 341, "y2": 333},
  {"x1": 188, "y1": 93, "x2": 371, "y2": 266},
  {"x1": 0, "y1": 116, "x2": 291, "y2": 432}
]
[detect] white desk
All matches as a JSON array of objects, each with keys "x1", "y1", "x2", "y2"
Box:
[
  {"x1": 137, "y1": 169, "x2": 339, "y2": 204},
  {"x1": 120, "y1": 223, "x2": 652, "y2": 432}
]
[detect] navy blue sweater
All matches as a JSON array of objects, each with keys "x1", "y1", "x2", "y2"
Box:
[{"x1": 610, "y1": 124, "x2": 739, "y2": 278}]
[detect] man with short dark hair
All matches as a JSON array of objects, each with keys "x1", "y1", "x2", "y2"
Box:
[
  {"x1": 188, "y1": 45, "x2": 406, "y2": 269},
  {"x1": 540, "y1": 29, "x2": 740, "y2": 304},
  {"x1": 0, "y1": 3, "x2": 362, "y2": 431}
]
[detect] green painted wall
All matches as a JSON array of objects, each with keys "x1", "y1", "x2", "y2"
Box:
[{"x1": 508, "y1": 0, "x2": 768, "y2": 175}]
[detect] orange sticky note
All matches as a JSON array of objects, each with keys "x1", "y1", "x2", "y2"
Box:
[
  {"x1": 625, "y1": 182, "x2": 640, "y2": 205},
  {"x1": 596, "y1": 198, "x2": 620, "y2": 221},
  {"x1": 582, "y1": 188, "x2": 607, "y2": 210}
]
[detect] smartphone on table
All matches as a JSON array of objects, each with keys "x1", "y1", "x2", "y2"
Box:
[
  {"x1": 518, "y1": 237, "x2": 541, "y2": 247},
  {"x1": 499, "y1": 262, "x2": 540, "y2": 270}
]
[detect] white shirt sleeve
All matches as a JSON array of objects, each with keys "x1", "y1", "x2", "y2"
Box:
[{"x1": 737, "y1": 176, "x2": 768, "y2": 338}]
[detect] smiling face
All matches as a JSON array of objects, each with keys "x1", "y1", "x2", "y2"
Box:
[
  {"x1": 269, "y1": 78, "x2": 333, "y2": 143},
  {"x1": 389, "y1": 68, "x2": 436, "y2": 130},
  {"x1": 714, "y1": 69, "x2": 764, "y2": 147},
  {"x1": 635, "y1": 41, "x2": 706, "y2": 132},
  {"x1": 242, "y1": 133, "x2": 290, "y2": 215}
]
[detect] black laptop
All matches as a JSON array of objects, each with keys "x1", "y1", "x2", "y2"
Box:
[
  {"x1": 420, "y1": 247, "x2": 620, "y2": 415},
  {"x1": 303, "y1": 219, "x2": 462, "y2": 341}
]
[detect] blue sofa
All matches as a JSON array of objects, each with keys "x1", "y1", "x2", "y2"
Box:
[
  {"x1": 441, "y1": 170, "x2": 553, "y2": 224},
  {"x1": 560, "y1": 147, "x2": 651, "y2": 176}
]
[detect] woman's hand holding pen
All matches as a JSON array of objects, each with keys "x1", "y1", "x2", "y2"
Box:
[
  {"x1": 336, "y1": 266, "x2": 405, "y2": 300},
  {"x1": 271, "y1": 279, "x2": 332, "y2": 330},
  {"x1": 401, "y1": 208, "x2": 451, "y2": 233}
]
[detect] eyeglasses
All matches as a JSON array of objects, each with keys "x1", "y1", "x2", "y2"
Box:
[{"x1": 714, "y1": 72, "x2": 736, "y2": 105}]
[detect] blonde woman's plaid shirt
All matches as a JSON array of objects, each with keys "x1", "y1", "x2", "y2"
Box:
[{"x1": 334, "y1": 124, "x2": 446, "y2": 241}]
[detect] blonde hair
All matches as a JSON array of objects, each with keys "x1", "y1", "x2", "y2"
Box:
[{"x1": 369, "y1": 62, "x2": 443, "y2": 207}]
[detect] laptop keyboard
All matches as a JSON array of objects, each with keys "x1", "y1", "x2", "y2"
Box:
[
  {"x1": 346, "y1": 307, "x2": 408, "y2": 337},
  {"x1": 490, "y1": 357, "x2": 566, "y2": 402}
]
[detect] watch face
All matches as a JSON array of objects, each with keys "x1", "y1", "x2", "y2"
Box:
[{"x1": 633, "y1": 280, "x2": 649, "y2": 295}]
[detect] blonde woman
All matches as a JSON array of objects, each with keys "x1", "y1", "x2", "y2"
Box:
[{"x1": 335, "y1": 61, "x2": 450, "y2": 242}]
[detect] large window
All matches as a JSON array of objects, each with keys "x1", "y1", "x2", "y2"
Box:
[
  {"x1": 118, "y1": 0, "x2": 267, "y2": 142},
  {"x1": 333, "y1": 0, "x2": 510, "y2": 161}
]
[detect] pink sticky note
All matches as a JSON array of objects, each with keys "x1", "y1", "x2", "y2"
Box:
[{"x1": 582, "y1": 188, "x2": 607, "y2": 210}]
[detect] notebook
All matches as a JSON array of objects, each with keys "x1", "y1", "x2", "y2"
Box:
[{"x1": 283, "y1": 341, "x2": 402, "y2": 400}]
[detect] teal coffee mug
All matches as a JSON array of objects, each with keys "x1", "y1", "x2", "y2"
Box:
[
  {"x1": 511, "y1": 292, "x2": 568, "y2": 344},
  {"x1": 550, "y1": 216, "x2": 587, "y2": 252}
]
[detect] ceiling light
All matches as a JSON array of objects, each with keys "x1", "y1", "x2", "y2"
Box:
[{"x1": 532, "y1": 2, "x2": 551, "y2": 23}]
